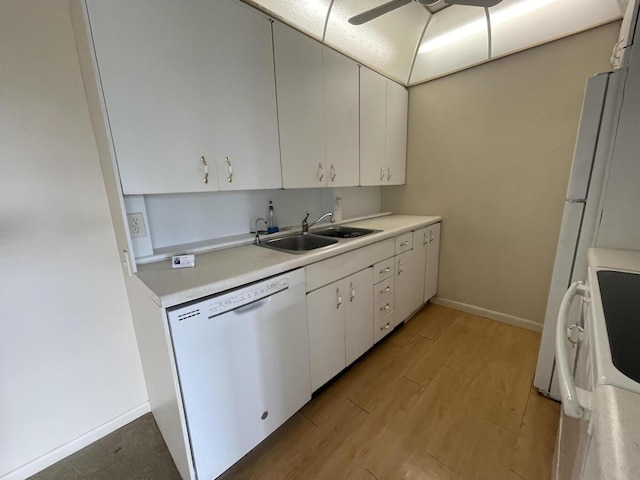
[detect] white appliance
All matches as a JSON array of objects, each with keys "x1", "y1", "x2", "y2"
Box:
[
  {"x1": 167, "y1": 268, "x2": 311, "y2": 480},
  {"x1": 553, "y1": 249, "x2": 640, "y2": 479},
  {"x1": 533, "y1": 70, "x2": 624, "y2": 399},
  {"x1": 534, "y1": 0, "x2": 640, "y2": 398}
]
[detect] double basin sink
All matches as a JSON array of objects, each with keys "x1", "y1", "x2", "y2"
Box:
[{"x1": 260, "y1": 226, "x2": 381, "y2": 254}]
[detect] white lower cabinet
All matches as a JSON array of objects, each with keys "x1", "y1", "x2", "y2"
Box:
[
  {"x1": 424, "y1": 223, "x2": 441, "y2": 302},
  {"x1": 308, "y1": 267, "x2": 373, "y2": 391},
  {"x1": 394, "y1": 228, "x2": 427, "y2": 325}
]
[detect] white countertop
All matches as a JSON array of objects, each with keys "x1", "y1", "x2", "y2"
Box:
[
  {"x1": 135, "y1": 214, "x2": 441, "y2": 308},
  {"x1": 591, "y1": 385, "x2": 640, "y2": 479}
]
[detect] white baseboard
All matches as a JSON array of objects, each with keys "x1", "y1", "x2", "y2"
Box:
[
  {"x1": 1, "y1": 401, "x2": 151, "y2": 480},
  {"x1": 430, "y1": 297, "x2": 543, "y2": 333}
]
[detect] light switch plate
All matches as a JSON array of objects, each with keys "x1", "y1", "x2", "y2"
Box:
[{"x1": 171, "y1": 255, "x2": 195, "y2": 269}]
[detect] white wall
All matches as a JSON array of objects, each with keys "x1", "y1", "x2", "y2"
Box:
[
  {"x1": 136, "y1": 186, "x2": 381, "y2": 254},
  {"x1": 0, "y1": 1, "x2": 148, "y2": 478}
]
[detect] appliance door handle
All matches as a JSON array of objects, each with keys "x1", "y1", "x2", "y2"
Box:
[{"x1": 555, "y1": 281, "x2": 589, "y2": 419}]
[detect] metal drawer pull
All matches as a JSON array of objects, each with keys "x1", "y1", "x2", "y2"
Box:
[
  {"x1": 318, "y1": 163, "x2": 325, "y2": 182},
  {"x1": 380, "y1": 322, "x2": 390, "y2": 331},
  {"x1": 380, "y1": 167, "x2": 384, "y2": 181},
  {"x1": 225, "y1": 156, "x2": 233, "y2": 183},
  {"x1": 350, "y1": 283, "x2": 356, "y2": 302},
  {"x1": 398, "y1": 260, "x2": 404, "y2": 274},
  {"x1": 424, "y1": 232, "x2": 429, "y2": 245},
  {"x1": 201, "y1": 156, "x2": 209, "y2": 184},
  {"x1": 387, "y1": 168, "x2": 391, "y2": 181},
  {"x1": 336, "y1": 288, "x2": 342, "y2": 309},
  {"x1": 400, "y1": 241, "x2": 409, "y2": 246},
  {"x1": 379, "y1": 267, "x2": 390, "y2": 274},
  {"x1": 380, "y1": 286, "x2": 391, "y2": 294},
  {"x1": 330, "y1": 164, "x2": 336, "y2": 182},
  {"x1": 379, "y1": 303, "x2": 390, "y2": 312}
]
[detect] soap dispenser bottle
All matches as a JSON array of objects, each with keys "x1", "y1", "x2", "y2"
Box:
[{"x1": 267, "y1": 201, "x2": 279, "y2": 234}]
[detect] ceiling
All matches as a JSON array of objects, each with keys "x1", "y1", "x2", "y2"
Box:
[{"x1": 242, "y1": 0, "x2": 627, "y2": 85}]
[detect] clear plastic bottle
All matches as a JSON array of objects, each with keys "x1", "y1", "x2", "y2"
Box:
[{"x1": 267, "y1": 200, "x2": 279, "y2": 234}]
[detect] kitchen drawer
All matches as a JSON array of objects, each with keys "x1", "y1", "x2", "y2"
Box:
[
  {"x1": 373, "y1": 257, "x2": 395, "y2": 283},
  {"x1": 374, "y1": 312, "x2": 395, "y2": 343},
  {"x1": 395, "y1": 232, "x2": 413, "y2": 254},
  {"x1": 374, "y1": 277, "x2": 394, "y2": 306},
  {"x1": 374, "y1": 295, "x2": 394, "y2": 322}
]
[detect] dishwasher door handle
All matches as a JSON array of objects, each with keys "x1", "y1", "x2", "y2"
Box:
[{"x1": 232, "y1": 296, "x2": 272, "y2": 315}]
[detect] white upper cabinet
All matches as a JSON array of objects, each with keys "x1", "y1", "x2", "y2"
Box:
[
  {"x1": 274, "y1": 23, "x2": 360, "y2": 189},
  {"x1": 360, "y1": 66, "x2": 408, "y2": 186},
  {"x1": 206, "y1": 1, "x2": 281, "y2": 191},
  {"x1": 386, "y1": 80, "x2": 408, "y2": 185},
  {"x1": 323, "y1": 48, "x2": 360, "y2": 187},
  {"x1": 360, "y1": 67, "x2": 387, "y2": 186},
  {"x1": 87, "y1": 0, "x2": 280, "y2": 194},
  {"x1": 273, "y1": 22, "x2": 327, "y2": 189}
]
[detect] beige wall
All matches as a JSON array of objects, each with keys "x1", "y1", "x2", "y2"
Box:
[{"x1": 382, "y1": 22, "x2": 621, "y2": 326}]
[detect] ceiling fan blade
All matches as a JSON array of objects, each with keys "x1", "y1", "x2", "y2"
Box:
[
  {"x1": 348, "y1": 0, "x2": 413, "y2": 25},
  {"x1": 444, "y1": 0, "x2": 503, "y2": 6}
]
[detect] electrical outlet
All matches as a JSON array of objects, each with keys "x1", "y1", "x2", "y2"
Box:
[{"x1": 127, "y1": 212, "x2": 147, "y2": 239}]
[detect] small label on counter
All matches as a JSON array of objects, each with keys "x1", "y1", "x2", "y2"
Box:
[{"x1": 172, "y1": 255, "x2": 195, "y2": 269}]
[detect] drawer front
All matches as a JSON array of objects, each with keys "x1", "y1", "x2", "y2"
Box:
[
  {"x1": 395, "y1": 232, "x2": 413, "y2": 254},
  {"x1": 374, "y1": 277, "x2": 394, "y2": 306},
  {"x1": 373, "y1": 257, "x2": 395, "y2": 283},
  {"x1": 374, "y1": 295, "x2": 394, "y2": 322},
  {"x1": 374, "y1": 312, "x2": 395, "y2": 343}
]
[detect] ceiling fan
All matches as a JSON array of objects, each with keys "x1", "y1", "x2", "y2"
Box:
[{"x1": 348, "y1": 0, "x2": 503, "y2": 25}]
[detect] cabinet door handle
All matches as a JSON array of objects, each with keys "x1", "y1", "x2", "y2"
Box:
[
  {"x1": 330, "y1": 164, "x2": 336, "y2": 182},
  {"x1": 379, "y1": 267, "x2": 390, "y2": 275},
  {"x1": 225, "y1": 156, "x2": 233, "y2": 183},
  {"x1": 380, "y1": 286, "x2": 391, "y2": 294},
  {"x1": 400, "y1": 240, "x2": 409, "y2": 247},
  {"x1": 387, "y1": 167, "x2": 392, "y2": 181},
  {"x1": 349, "y1": 283, "x2": 356, "y2": 302},
  {"x1": 380, "y1": 167, "x2": 384, "y2": 181},
  {"x1": 379, "y1": 303, "x2": 390, "y2": 312},
  {"x1": 380, "y1": 322, "x2": 390, "y2": 331},
  {"x1": 336, "y1": 288, "x2": 342, "y2": 309},
  {"x1": 201, "y1": 156, "x2": 209, "y2": 184},
  {"x1": 398, "y1": 260, "x2": 404, "y2": 275},
  {"x1": 318, "y1": 163, "x2": 325, "y2": 182},
  {"x1": 430, "y1": 231, "x2": 434, "y2": 244},
  {"x1": 423, "y1": 232, "x2": 429, "y2": 245}
]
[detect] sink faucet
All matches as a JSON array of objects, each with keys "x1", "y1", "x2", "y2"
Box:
[
  {"x1": 254, "y1": 217, "x2": 267, "y2": 245},
  {"x1": 302, "y1": 210, "x2": 334, "y2": 234}
]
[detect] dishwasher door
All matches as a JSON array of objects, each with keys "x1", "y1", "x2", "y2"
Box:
[{"x1": 167, "y1": 269, "x2": 310, "y2": 480}]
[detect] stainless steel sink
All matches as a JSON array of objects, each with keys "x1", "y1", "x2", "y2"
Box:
[
  {"x1": 260, "y1": 233, "x2": 339, "y2": 254},
  {"x1": 312, "y1": 226, "x2": 381, "y2": 239}
]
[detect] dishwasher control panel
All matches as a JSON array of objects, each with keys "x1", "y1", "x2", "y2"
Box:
[{"x1": 207, "y1": 278, "x2": 289, "y2": 317}]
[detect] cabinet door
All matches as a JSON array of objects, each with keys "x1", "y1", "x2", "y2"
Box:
[
  {"x1": 208, "y1": 0, "x2": 281, "y2": 191},
  {"x1": 395, "y1": 246, "x2": 425, "y2": 325},
  {"x1": 345, "y1": 268, "x2": 374, "y2": 366},
  {"x1": 323, "y1": 48, "x2": 360, "y2": 187},
  {"x1": 273, "y1": 22, "x2": 327, "y2": 188},
  {"x1": 424, "y1": 223, "x2": 441, "y2": 302},
  {"x1": 87, "y1": 0, "x2": 219, "y2": 194},
  {"x1": 307, "y1": 281, "x2": 346, "y2": 391},
  {"x1": 386, "y1": 80, "x2": 408, "y2": 185},
  {"x1": 360, "y1": 66, "x2": 387, "y2": 186}
]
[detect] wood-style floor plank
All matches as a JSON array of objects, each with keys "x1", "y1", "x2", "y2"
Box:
[{"x1": 220, "y1": 305, "x2": 559, "y2": 480}]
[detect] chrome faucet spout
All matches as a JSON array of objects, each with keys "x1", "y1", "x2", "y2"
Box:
[{"x1": 302, "y1": 211, "x2": 333, "y2": 234}]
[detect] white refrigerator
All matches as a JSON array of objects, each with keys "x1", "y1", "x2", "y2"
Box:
[{"x1": 533, "y1": 70, "x2": 625, "y2": 400}]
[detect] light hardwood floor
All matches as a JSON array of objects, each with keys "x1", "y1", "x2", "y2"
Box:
[{"x1": 220, "y1": 304, "x2": 560, "y2": 480}]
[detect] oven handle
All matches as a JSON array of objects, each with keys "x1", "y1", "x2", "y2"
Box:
[{"x1": 556, "y1": 281, "x2": 590, "y2": 418}]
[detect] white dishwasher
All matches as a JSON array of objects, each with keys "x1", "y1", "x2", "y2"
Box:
[{"x1": 167, "y1": 268, "x2": 310, "y2": 480}]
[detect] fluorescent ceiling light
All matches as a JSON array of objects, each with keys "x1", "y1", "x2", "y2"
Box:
[{"x1": 419, "y1": 0, "x2": 557, "y2": 53}]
